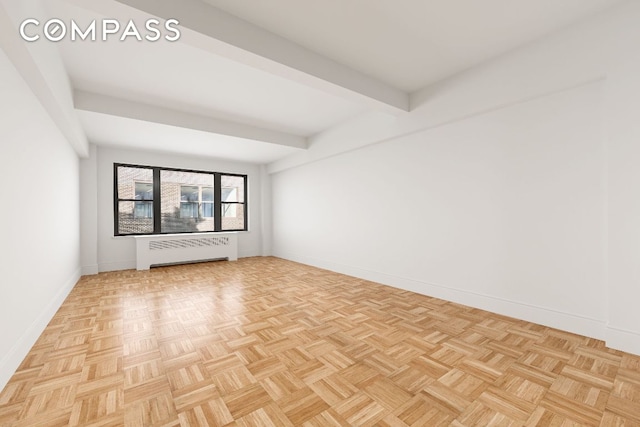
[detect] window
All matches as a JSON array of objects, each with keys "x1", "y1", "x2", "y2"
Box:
[
  {"x1": 114, "y1": 163, "x2": 247, "y2": 235},
  {"x1": 134, "y1": 182, "x2": 153, "y2": 218},
  {"x1": 179, "y1": 185, "x2": 214, "y2": 219},
  {"x1": 221, "y1": 175, "x2": 246, "y2": 231},
  {"x1": 180, "y1": 185, "x2": 199, "y2": 218},
  {"x1": 115, "y1": 166, "x2": 154, "y2": 234},
  {"x1": 202, "y1": 187, "x2": 214, "y2": 218}
]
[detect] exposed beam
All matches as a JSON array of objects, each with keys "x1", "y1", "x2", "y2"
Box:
[
  {"x1": 71, "y1": 0, "x2": 409, "y2": 114},
  {"x1": 74, "y1": 90, "x2": 307, "y2": 149},
  {"x1": 0, "y1": 0, "x2": 88, "y2": 157}
]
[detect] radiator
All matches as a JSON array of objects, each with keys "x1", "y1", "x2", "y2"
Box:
[{"x1": 133, "y1": 233, "x2": 238, "y2": 270}]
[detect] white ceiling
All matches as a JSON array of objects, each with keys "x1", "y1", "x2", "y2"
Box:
[
  {"x1": 55, "y1": 2, "x2": 365, "y2": 137},
  {"x1": 45, "y1": 0, "x2": 623, "y2": 164},
  {"x1": 202, "y1": 0, "x2": 622, "y2": 92}
]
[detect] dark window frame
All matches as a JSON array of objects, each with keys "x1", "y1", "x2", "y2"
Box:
[{"x1": 114, "y1": 163, "x2": 248, "y2": 236}]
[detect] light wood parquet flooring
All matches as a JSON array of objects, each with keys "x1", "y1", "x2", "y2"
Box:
[{"x1": 1, "y1": 257, "x2": 639, "y2": 426}]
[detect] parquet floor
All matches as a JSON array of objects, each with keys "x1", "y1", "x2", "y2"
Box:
[{"x1": 1, "y1": 257, "x2": 639, "y2": 426}]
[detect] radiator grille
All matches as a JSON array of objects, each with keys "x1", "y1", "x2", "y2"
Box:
[{"x1": 149, "y1": 237, "x2": 229, "y2": 251}]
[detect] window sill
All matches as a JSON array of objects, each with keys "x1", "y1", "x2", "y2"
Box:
[{"x1": 112, "y1": 230, "x2": 249, "y2": 239}]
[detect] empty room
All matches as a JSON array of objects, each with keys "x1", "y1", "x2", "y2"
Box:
[{"x1": 1, "y1": 0, "x2": 640, "y2": 425}]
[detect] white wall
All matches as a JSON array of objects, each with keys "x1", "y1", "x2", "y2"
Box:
[
  {"x1": 602, "y1": 3, "x2": 640, "y2": 353},
  {"x1": 0, "y1": 0, "x2": 88, "y2": 156},
  {"x1": 271, "y1": 1, "x2": 640, "y2": 355},
  {"x1": 260, "y1": 164, "x2": 273, "y2": 256},
  {"x1": 273, "y1": 82, "x2": 607, "y2": 339},
  {"x1": 269, "y1": 1, "x2": 615, "y2": 175},
  {"x1": 0, "y1": 50, "x2": 81, "y2": 389},
  {"x1": 80, "y1": 144, "x2": 98, "y2": 275},
  {"x1": 81, "y1": 146, "x2": 264, "y2": 272}
]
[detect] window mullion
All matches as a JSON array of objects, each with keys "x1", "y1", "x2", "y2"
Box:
[
  {"x1": 153, "y1": 168, "x2": 161, "y2": 233},
  {"x1": 244, "y1": 174, "x2": 248, "y2": 231},
  {"x1": 214, "y1": 173, "x2": 222, "y2": 232},
  {"x1": 113, "y1": 163, "x2": 119, "y2": 236}
]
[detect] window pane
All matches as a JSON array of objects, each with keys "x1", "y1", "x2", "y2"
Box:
[
  {"x1": 202, "y1": 202, "x2": 214, "y2": 218},
  {"x1": 161, "y1": 170, "x2": 214, "y2": 233},
  {"x1": 221, "y1": 175, "x2": 244, "y2": 202},
  {"x1": 202, "y1": 187, "x2": 214, "y2": 202},
  {"x1": 180, "y1": 185, "x2": 199, "y2": 202},
  {"x1": 117, "y1": 166, "x2": 152, "y2": 199},
  {"x1": 221, "y1": 187, "x2": 236, "y2": 202},
  {"x1": 134, "y1": 201, "x2": 153, "y2": 218},
  {"x1": 180, "y1": 202, "x2": 198, "y2": 218},
  {"x1": 222, "y1": 204, "x2": 236, "y2": 217},
  {"x1": 222, "y1": 204, "x2": 245, "y2": 230},
  {"x1": 118, "y1": 201, "x2": 153, "y2": 234},
  {"x1": 135, "y1": 182, "x2": 153, "y2": 200}
]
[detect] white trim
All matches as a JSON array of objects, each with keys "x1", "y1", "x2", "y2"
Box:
[
  {"x1": 99, "y1": 260, "x2": 136, "y2": 272},
  {"x1": 98, "y1": 251, "x2": 260, "y2": 273},
  {"x1": 606, "y1": 326, "x2": 640, "y2": 356},
  {"x1": 81, "y1": 264, "x2": 99, "y2": 276},
  {"x1": 275, "y1": 251, "x2": 610, "y2": 343},
  {"x1": 238, "y1": 250, "x2": 260, "y2": 259},
  {"x1": 0, "y1": 268, "x2": 81, "y2": 391}
]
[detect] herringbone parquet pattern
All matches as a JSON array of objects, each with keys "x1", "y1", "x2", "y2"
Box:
[{"x1": 1, "y1": 257, "x2": 639, "y2": 426}]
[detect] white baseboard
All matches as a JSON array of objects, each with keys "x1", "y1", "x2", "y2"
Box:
[
  {"x1": 275, "y1": 251, "x2": 612, "y2": 345},
  {"x1": 99, "y1": 254, "x2": 256, "y2": 272},
  {"x1": 238, "y1": 250, "x2": 260, "y2": 259},
  {"x1": 0, "y1": 268, "x2": 81, "y2": 391},
  {"x1": 606, "y1": 326, "x2": 640, "y2": 355},
  {"x1": 98, "y1": 260, "x2": 136, "y2": 272},
  {"x1": 81, "y1": 264, "x2": 99, "y2": 276}
]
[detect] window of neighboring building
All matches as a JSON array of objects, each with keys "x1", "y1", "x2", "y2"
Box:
[
  {"x1": 134, "y1": 182, "x2": 153, "y2": 218},
  {"x1": 179, "y1": 185, "x2": 214, "y2": 219},
  {"x1": 180, "y1": 185, "x2": 200, "y2": 219},
  {"x1": 202, "y1": 187, "x2": 214, "y2": 218},
  {"x1": 114, "y1": 163, "x2": 247, "y2": 235}
]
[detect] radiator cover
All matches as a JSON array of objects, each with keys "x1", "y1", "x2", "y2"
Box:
[{"x1": 134, "y1": 233, "x2": 238, "y2": 270}]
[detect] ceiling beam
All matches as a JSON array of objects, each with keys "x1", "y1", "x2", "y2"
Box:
[
  {"x1": 0, "y1": 0, "x2": 88, "y2": 157},
  {"x1": 74, "y1": 90, "x2": 307, "y2": 149},
  {"x1": 91, "y1": 0, "x2": 409, "y2": 113}
]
